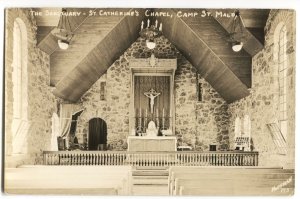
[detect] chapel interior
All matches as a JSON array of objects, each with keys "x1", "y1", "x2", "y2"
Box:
[{"x1": 4, "y1": 8, "x2": 296, "y2": 196}]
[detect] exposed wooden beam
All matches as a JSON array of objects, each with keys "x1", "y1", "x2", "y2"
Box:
[
  {"x1": 37, "y1": 8, "x2": 93, "y2": 55},
  {"x1": 156, "y1": 9, "x2": 250, "y2": 103},
  {"x1": 53, "y1": 9, "x2": 145, "y2": 102},
  {"x1": 50, "y1": 10, "x2": 126, "y2": 86}
]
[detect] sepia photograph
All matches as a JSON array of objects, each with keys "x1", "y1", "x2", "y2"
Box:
[{"x1": 1, "y1": 1, "x2": 297, "y2": 197}]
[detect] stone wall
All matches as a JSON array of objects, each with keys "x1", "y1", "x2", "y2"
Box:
[
  {"x1": 175, "y1": 59, "x2": 229, "y2": 151},
  {"x1": 5, "y1": 8, "x2": 57, "y2": 167},
  {"x1": 78, "y1": 36, "x2": 229, "y2": 151},
  {"x1": 227, "y1": 10, "x2": 295, "y2": 167}
]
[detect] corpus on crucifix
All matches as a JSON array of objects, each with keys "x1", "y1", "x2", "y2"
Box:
[{"x1": 144, "y1": 88, "x2": 160, "y2": 114}]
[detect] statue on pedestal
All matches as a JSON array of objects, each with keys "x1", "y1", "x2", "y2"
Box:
[{"x1": 146, "y1": 121, "x2": 158, "y2": 137}]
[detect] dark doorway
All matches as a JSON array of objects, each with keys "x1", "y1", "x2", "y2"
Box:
[{"x1": 88, "y1": 118, "x2": 107, "y2": 150}]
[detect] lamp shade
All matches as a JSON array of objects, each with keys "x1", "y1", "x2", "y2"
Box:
[
  {"x1": 232, "y1": 41, "x2": 243, "y2": 52},
  {"x1": 146, "y1": 40, "x2": 156, "y2": 49},
  {"x1": 58, "y1": 40, "x2": 69, "y2": 50}
]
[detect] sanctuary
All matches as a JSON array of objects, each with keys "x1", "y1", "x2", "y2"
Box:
[{"x1": 3, "y1": 8, "x2": 296, "y2": 196}]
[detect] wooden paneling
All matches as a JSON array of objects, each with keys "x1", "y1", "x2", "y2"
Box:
[
  {"x1": 156, "y1": 9, "x2": 250, "y2": 103},
  {"x1": 43, "y1": 8, "x2": 269, "y2": 103},
  {"x1": 50, "y1": 9, "x2": 126, "y2": 85},
  {"x1": 33, "y1": 8, "x2": 61, "y2": 26},
  {"x1": 53, "y1": 9, "x2": 145, "y2": 102},
  {"x1": 178, "y1": 10, "x2": 252, "y2": 87},
  {"x1": 37, "y1": 8, "x2": 93, "y2": 56},
  {"x1": 207, "y1": 9, "x2": 269, "y2": 56},
  {"x1": 240, "y1": 9, "x2": 270, "y2": 28}
]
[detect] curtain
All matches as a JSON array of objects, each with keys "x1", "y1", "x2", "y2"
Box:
[
  {"x1": 59, "y1": 104, "x2": 82, "y2": 138},
  {"x1": 70, "y1": 109, "x2": 84, "y2": 136},
  {"x1": 51, "y1": 113, "x2": 60, "y2": 151},
  {"x1": 134, "y1": 76, "x2": 170, "y2": 129}
]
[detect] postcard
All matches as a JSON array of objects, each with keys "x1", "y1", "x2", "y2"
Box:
[{"x1": 2, "y1": 5, "x2": 296, "y2": 196}]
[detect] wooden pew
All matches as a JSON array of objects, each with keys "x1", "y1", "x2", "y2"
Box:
[
  {"x1": 179, "y1": 186, "x2": 294, "y2": 196},
  {"x1": 168, "y1": 166, "x2": 295, "y2": 196},
  {"x1": 5, "y1": 165, "x2": 132, "y2": 195}
]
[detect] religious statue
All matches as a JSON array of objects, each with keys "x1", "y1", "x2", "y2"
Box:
[
  {"x1": 146, "y1": 121, "x2": 158, "y2": 137},
  {"x1": 144, "y1": 88, "x2": 160, "y2": 114}
]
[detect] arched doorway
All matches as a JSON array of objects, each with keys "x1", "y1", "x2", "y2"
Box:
[{"x1": 88, "y1": 118, "x2": 107, "y2": 150}]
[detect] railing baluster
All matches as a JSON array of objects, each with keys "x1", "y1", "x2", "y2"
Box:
[
  {"x1": 99, "y1": 153, "x2": 102, "y2": 165},
  {"x1": 158, "y1": 154, "x2": 161, "y2": 167},
  {"x1": 180, "y1": 154, "x2": 183, "y2": 166},
  {"x1": 119, "y1": 153, "x2": 122, "y2": 165},
  {"x1": 112, "y1": 153, "x2": 115, "y2": 165},
  {"x1": 83, "y1": 154, "x2": 86, "y2": 165},
  {"x1": 148, "y1": 154, "x2": 151, "y2": 167},
  {"x1": 116, "y1": 153, "x2": 119, "y2": 165},
  {"x1": 95, "y1": 153, "x2": 98, "y2": 165},
  {"x1": 220, "y1": 153, "x2": 223, "y2": 166},
  {"x1": 43, "y1": 151, "x2": 259, "y2": 168},
  {"x1": 114, "y1": 153, "x2": 116, "y2": 165},
  {"x1": 107, "y1": 153, "x2": 110, "y2": 165}
]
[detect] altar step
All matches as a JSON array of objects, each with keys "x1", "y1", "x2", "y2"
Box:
[
  {"x1": 132, "y1": 168, "x2": 169, "y2": 196},
  {"x1": 133, "y1": 167, "x2": 169, "y2": 176}
]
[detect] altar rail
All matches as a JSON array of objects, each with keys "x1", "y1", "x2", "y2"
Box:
[{"x1": 43, "y1": 151, "x2": 258, "y2": 166}]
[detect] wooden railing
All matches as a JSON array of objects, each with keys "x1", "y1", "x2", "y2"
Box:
[{"x1": 43, "y1": 151, "x2": 258, "y2": 166}]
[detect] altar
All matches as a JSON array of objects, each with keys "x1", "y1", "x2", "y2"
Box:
[{"x1": 127, "y1": 136, "x2": 177, "y2": 152}]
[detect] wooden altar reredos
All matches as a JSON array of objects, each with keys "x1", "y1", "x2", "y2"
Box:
[{"x1": 129, "y1": 57, "x2": 177, "y2": 134}]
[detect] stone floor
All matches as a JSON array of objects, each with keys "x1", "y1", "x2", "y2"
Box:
[{"x1": 131, "y1": 167, "x2": 169, "y2": 196}]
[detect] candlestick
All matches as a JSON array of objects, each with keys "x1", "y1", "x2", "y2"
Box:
[
  {"x1": 162, "y1": 108, "x2": 165, "y2": 129},
  {"x1": 144, "y1": 110, "x2": 146, "y2": 129},
  {"x1": 139, "y1": 108, "x2": 142, "y2": 129}
]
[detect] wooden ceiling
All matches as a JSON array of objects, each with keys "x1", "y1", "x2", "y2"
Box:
[{"x1": 34, "y1": 8, "x2": 270, "y2": 103}]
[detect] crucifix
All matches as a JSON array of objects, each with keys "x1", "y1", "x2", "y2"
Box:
[{"x1": 144, "y1": 88, "x2": 160, "y2": 114}]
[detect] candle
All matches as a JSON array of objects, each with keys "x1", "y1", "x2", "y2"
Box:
[
  {"x1": 156, "y1": 108, "x2": 159, "y2": 118},
  {"x1": 141, "y1": 21, "x2": 144, "y2": 31},
  {"x1": 155, "y1": 20, "x2": 158, "y2": 28},
  {"x1": 145, "y1": 108, "x2": 148, "y2": 118},
  {"x1": 147, "y1": 19, "x2": 150, "y2": 28},
  {"x1": 159, "y1": 23, "x2": 162, "y2": 31},
  {"x1": 162, "y1": 108, "x2": 165, "y2": 118}
]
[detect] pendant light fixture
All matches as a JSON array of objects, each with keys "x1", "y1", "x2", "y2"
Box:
[
  {"x1": 228, "y1": 10, "x2": 245, "y2": 52},
  {"x1": 139, "y1": 19, "x2": 163, "y2": 50},
  {"x1": 51, "y1": 8, "x2": 74, "y2": 50}
]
